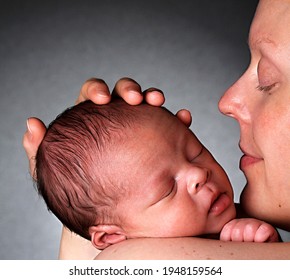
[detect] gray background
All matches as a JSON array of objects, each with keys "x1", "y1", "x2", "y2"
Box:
[{"x1": 1, "y1": 0, "x2": 288, "y2": 260}]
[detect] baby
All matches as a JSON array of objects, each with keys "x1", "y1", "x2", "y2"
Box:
[{"x1": 36, "y1": 100, "x2": 278, "y2": 249}]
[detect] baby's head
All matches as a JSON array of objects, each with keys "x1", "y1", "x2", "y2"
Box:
[
  {"x1": 36, "y1": 100, "x2": 149, "y2": 240},
  {"x1": 36, "y1": 100, "x2": 235, "y2": 249}
]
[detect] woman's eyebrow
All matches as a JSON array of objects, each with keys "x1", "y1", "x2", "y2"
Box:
[{"x1": 248, "y1": 36, "x2": 276, "y2": 50}]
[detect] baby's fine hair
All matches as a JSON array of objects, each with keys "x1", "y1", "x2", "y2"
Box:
[{"x1": 36, "y1": 100, "x2": 156, "y2": 240}]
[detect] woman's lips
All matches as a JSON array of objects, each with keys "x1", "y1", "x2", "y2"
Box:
[{"x1": 240, "y1": 154, "x2": 262, "y2": 170}]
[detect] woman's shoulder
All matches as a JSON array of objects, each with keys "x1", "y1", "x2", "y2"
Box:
[
  {"x1": 95, "y1": 237, "x2": 223, "y2": 260},
  {"x1": 95, "y1": 237, "x2": 290, "y2": 260}
]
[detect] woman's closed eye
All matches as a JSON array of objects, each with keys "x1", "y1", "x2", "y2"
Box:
[{"x1": 256, "y1": 83, "x2": 277, "y2": 93}]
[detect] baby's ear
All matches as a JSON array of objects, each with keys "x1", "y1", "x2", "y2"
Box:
[{"x1": 89, "y1": 225, "x2": 127, "y2": 250}]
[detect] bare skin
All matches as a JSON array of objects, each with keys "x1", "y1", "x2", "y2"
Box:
[
  {"x1": 23, "y1": 0, "x2": 290, "y2": 259},
  {"x1": 24, "y1": 77, "x2": 290, "y2": 260},
  {"x1": 23, "y1": 77, "x2": 191, "y2": 260},
  {"x1": 95, "y1": 237, "x2": 290, "y2": 260}
]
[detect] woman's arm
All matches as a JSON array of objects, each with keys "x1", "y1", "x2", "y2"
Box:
[{"x1": 95, "y1": 237, "x2": 290, "y2": 260}]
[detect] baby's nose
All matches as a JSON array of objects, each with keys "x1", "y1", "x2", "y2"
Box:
[{"x1": 186, "y1": 167, "x2": 209, "y2": 196}]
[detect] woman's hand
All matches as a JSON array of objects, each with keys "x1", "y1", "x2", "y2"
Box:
[
  {"x1": 77, "y1": 77, "x2": 165, "y2": 106},
  {"x1": 23, "y1": 77, "x2": 191, "y2": 178},
  {"x1": 23, "y1": 117, "x2": 46, "y2": 180}
]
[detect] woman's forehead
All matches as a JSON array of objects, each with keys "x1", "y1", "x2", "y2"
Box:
[{"x1": 250, "y1": 0, "x2": 290, "y2": 41}]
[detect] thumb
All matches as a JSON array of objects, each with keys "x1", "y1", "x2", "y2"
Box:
[{"x1": 23, "y1": 117, "x2": 46, "y2": 179}]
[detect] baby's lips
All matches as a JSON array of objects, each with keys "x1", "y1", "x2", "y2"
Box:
[{"x1": 209, "y1": 193, "x2": 232, "y2": 215}]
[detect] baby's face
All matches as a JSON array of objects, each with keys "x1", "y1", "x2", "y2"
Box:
[{"x1": 111, "y1": 107, "x2": 236, "y2": 238}]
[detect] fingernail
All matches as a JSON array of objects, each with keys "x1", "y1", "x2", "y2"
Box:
[
  {"x1": 97, "y1": 91, "x2": 110, "y2": 97},
  {"x1": 26, "y1": 118, "x2": 33, "y2": 140},
  {"x1": 144, "y1": 88, "x2": 164, "y2": 94},
  {"x1": 129, "y1": 90, "x2": 142, "y2": 96}
]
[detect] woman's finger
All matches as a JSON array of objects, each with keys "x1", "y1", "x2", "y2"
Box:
[
  {"x1": 76, "y1": 78, "x2": 111, "y2": 105},
  {"x1": 22, "y1": 117, "x2": 47, "y2": 179},
  {"x1": 176, "y1": 109, "x2": 192, "y2": 127},
  {"x1": 112, "y1": 77, "x2": 143, "y2": 105},
  {"x1": 143, "y1": 88, "x2": 165, "y2": 106}
]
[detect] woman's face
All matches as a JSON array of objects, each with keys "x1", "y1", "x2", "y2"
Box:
[{"x1": 219, "y1": 0, "x2": 290, "y2": 230}]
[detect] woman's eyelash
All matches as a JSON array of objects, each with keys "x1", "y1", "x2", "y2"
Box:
[{"x1": 256, "y1": 83, "x2": 276, "y2": 92}]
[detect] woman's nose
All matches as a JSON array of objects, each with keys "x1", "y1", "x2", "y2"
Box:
[
  {"x1": 186, "y1": 166, "x2": 210, "y2": 196},
  {"x1": 218, "y1": 74, "x2": 250, "y2": 124},
  {"x1": 219, "y1": 82, "x2": 240, "y2": 119}
]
